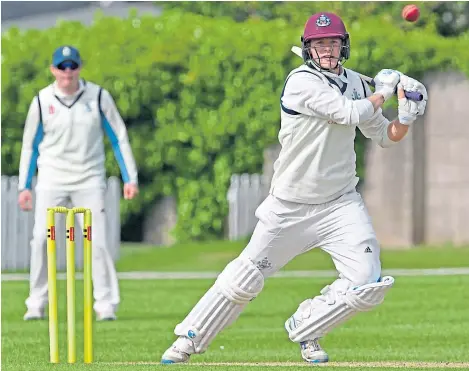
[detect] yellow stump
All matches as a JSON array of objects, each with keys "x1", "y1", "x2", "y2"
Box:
[
  {"x1": 46, "y1": 207, "x2": 93, "y2": 364},
  {"x1": 66, "y1": 210, "x2": 76, "y2": 364},
  {"x1": 46, "y1": 209, "x2": 59, "y2": 364},
  {"x1": 83, "y1": 209, "x2": 93, "y2": 364}
]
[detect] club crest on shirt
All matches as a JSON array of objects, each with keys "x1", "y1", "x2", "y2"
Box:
[
  {"x1": 352, "y1": 88, "x2": 361, "y2": 100},
  {"x1": 84, "y1": 102, "x2": 92, "y2": 112}
]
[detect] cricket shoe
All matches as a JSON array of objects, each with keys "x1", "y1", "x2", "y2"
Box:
[
  {"x1": 161, "y1": 336, "x2": 195, "y2": 364},
  {"x1": 23, "y1": 308, "x2": 45, "y2": 321},
  {"x1": 96, "y1": 310, "x2": 117, "y2": 321},
  {"x1": 300, "y1": 339, "x2": 329, "y2": 363}
]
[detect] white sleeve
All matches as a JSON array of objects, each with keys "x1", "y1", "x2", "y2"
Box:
[
  {"x1": 357, "y1": 79, "x2": 396, "y2": 148},
  {"x1": 281, "y1": 72, "x2": 375, "y2": 126},
  {"x1": 18, "y1": 96, "x2": 43, "y2": 190},
  {"x1": 99, "y1": 89, "x2": 139, "y2": 184}
]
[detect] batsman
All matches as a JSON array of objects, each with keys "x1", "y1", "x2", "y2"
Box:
[{"x1": 162, "y1": 12, "x2": 428, "y2": 364}]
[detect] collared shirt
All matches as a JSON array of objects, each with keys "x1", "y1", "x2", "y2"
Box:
[
  {"x1": 18, "y1": 80, "x2": 138, "y2": 191},
  {"x1": 270, "y1": 64, "x2": 394, "y2": 204}
]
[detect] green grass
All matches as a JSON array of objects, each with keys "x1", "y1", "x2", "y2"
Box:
[
  {"x1": 3, "y1": 242, "x2": 469, "y2": 370},
  {"x1": 4, "y1": 240, "x2": 469, "y2": 274},
  {"x1": 115, "y1": 240, "x2": 469, "y2": 272},
  {"x1": 3, "y1": 274, "x2": 469, "y2": 371}
]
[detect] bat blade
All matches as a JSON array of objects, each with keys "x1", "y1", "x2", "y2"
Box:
[{"x1": 291, "y1": 46, "x2": 302, "y2": 58}]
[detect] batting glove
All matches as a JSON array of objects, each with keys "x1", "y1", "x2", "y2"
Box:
[
  {"x1": 373, "y1": 69, "x2": 401, "y2": 100},
  {"x1": 397, "y1": 75, "x2": 428, "y2": 125}
]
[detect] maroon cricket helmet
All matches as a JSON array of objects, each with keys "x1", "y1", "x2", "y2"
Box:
[{"x1": 301, "y1": 12, "x2": 351, "y2": 69}]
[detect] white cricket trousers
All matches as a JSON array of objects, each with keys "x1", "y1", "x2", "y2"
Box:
[
  {"x1": 25, "y1": 188, "x2": 120, "y2": 314},
  {"x1": 169, "y1": 190, "x2": 383, "y2": 353},
  {"x1": 240, "y1": 190, "x2": 382, "y2": 285}
]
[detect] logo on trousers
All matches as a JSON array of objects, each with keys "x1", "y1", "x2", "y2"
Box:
[{"x1": 256, "y1": 257, "x2": 272, "y2": 270}]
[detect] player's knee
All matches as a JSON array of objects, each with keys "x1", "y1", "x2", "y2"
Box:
[
  {"x1": 344, "y1": 276, "x2": 395, "y2": 313},
  {"x1": 349, "y1": 263, "x2": 381, "y2": 287},
  {"x1": 350, "y1": 272, "x2": 381, "y2": 287},
  {"x1": 348, "y1": 239, "x2": 382, "y2": 286},
  {"x1": 216, "y1": 256, "x2": 265, "y2": 304}
]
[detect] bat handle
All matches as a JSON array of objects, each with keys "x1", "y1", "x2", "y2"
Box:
[
  {"x1": 370, "y1": 79, "x2": 424, "y2": 101},
  {"x1": 404, "y1": 91, "x2": 424, "y2": 101}
]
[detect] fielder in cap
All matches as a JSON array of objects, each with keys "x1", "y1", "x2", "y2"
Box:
[
  {"x1": 161, "y1": 12, "x2": 428, "y2": 364},
  {"x1": 18, "y1": 45, "x2": 139, "y2": 321}
]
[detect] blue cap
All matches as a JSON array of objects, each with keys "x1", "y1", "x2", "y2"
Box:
[{"x1": 52, "y1": 45, "x2": 82, "y2": 67}]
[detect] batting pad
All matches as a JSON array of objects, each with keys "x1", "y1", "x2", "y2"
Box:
[
  {"x1": 174, "y1": 257, "x2": 264, "y2": 353},
  {"x1": 285, "y1": 276, "x2": 395, "y2": 343}
]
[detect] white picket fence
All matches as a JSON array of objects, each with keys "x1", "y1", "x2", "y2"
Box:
[
  {"x1": 1, "y1": 176, "x2": 121, "y2": 271},
  {"x1": 226, "y1": 174, "x2": 268, "y2": 241},
  {"x1": 2, "y1": 173, "x2": 269, "y2": 271}
]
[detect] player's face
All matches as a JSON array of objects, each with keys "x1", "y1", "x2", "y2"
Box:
[
  {"x1": 309, "y1": 37, "x2": 342, "y2": 70},
  {"x1": 50, "y1": 61, "x2": 81, "y2": 91}
]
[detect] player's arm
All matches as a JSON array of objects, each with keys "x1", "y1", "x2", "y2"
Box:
[
  {"x1": 360, "y1": 109, "x2": 409, "y2": 147},
  {"x1": 358, "y1": 110, "x2": 406, "y2": 148},
  {"x1": 387, "y1": 117, "x2": 409, "y2": 143},
  {"x1": 281, "y1": 72, "x2": 376, "y2": 126},
  {"x1": 357, "y1": 78, "x2": 400, "y2": 148},
  {"x1": 100, "y1": 89, "x2": 139, "y2": 185},
  {"x1": 18, "y1": 96, "x2": 43, "y2": 190},
  {"x1": 358, "y1": 74, "x2": 427, "y2": 147}
]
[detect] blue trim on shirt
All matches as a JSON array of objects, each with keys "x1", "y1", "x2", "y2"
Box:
[
  {"x1": 25, "y1": 122, "x2": 44, "y2": 189},
  {"x1": 100, "y1": 112, "x2": 130, "y2": 183}
]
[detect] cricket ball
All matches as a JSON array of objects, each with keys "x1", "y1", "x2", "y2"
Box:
[{"x1": 402, "y1": 4, "x2": 420, "y2": 22}]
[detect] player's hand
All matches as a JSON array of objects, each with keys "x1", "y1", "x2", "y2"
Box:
[
  {"x1": 397, "y1": 75, "x2": 428, "y2": 125},
  {"x1": 123, "y1": 183, "x2": 139, "y2": 200},
  {"x1": 398, "y1": 74, "x2": 428, "y2": 112},
  {"x1": 18, "y1": 189, "x2": 33, "y2": 211},
  {"x1": 373, "y1": 69, "x2": 401, "y2": 100}
]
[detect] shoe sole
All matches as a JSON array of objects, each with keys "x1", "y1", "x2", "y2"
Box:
[
  {"x1": 24, "y1": 317, "x2": 45, "y2": 321},
  {"x1": 306, "y1": 357, "x2": 329, "y2": 363},
  {"x1": 161, "y1": 359, "x2": 176, "y2": 364}
]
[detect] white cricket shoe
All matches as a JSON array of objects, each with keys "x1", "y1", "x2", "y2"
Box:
[
  {"x1": 300, "y1": 339, "x2": 329, "y2": 363},
  {"x1": 23, "y1": 308, "x2": 45, "y2": 321},
  {"x1": 161, "y1": 336, "x2": 195, "y2": 364},
  {"x1": 96, "y1": 310, "x2": 117, "y2": 321}
]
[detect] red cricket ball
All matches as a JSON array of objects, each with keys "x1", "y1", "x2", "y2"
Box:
[{"x1": 402, "y1": 4, "x2": 420, "y2": 22}]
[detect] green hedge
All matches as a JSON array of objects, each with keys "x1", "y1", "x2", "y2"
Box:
[
  {"x1": 162, "y1": 1, "x2": 469, "y2": 36},
  {"x1": 2, "y1": 9, "x2": 469, "y2": 241}
]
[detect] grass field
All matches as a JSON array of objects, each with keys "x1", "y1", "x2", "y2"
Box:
[
  {"x1": 115, "y1": 240, "x2": 469, "y2": 272},
  {"x1": 2, "y1": 241, "x2": 469, "y2": 371}
]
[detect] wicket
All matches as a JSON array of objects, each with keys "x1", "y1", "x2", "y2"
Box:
[{"x1": 46, "y1": 207, "x2": 93, "y2": 364}]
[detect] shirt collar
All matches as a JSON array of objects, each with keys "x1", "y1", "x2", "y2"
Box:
[
  {"x1": 53, "y1": 79, "x2": 85, "y2": 99},
  {"x1": 308, "y1": 63, "x2": 349, "y2": 84},
  {"x1": 322, "y1": 68, "x2": 349, "y2": 84}
]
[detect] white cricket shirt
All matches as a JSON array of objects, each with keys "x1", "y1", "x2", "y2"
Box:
[
  {"x1": 270, "y1": 64, "x2": 396, "y2": 204},
  {"x1": 18, "y1": 80, "x2": 138, "y2": 191}
]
